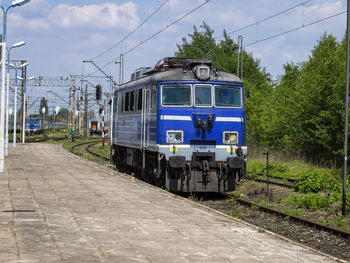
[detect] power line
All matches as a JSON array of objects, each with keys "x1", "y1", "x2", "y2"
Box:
[
  {"x1": 89, "y1": 0, "x2": 169, "y2": 61},
  {"x1": 86, "y1": 0, "x2": 210, "y2": 77},
  {"x1": 244, "y1": 10, "x2": 346, "y2": 47},
  {"x1": 216, "y1": 0, "x2": 312, "y2": 39}
]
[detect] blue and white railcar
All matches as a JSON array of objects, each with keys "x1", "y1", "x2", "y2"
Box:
[{"x1": 112, "y1": 57, "x2": 247, "y2": 193}]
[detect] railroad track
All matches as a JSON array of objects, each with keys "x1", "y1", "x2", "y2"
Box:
[
  {"x1": 25, "y1": 138, "x2": 47, "y2": 143},
  {"x1": 71, "y1": 140, "x2": 110, "y2": 161},
  {"x1": 246, "y1": 173, "x2": 295, "y2": 188},
  {"x1": 26, "y1": 136, "x2": 80, "y2": 143},
  {"x1": 228, "y1": 194, "x2": 350, "y2": 239},
  {"x1": 85, "y1": 142, "x2": 110, "y2": 161}
]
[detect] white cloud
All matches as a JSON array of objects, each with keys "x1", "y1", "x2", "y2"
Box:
[
  {"x1": 8, "y1": 1, "x2": 140, "y2": 33},
  {"x1": 9, "y1": 13, "x2": 49, "y2": 31},
  {"x1": 305, "y1": 1, "x2": 344, "y2": 17},
  {"x1": 281, "y1": 50, "x2": 293, "y2": 61},
  {"x1": 48, "y1": 2, "x2": 139, "y2": 30}
]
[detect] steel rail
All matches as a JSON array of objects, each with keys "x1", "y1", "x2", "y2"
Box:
[
  {"x1": 71, "y1": 140, "x2": 99, "y2": 153},
  {"x1": 255, "y1": 173, "x2": 296, "y2": 183},
  {"x1": 70, "y1": 140, "x2": 110, "y2": 161},
  {"x1": 246, "y1": 176, "x2": 294, "y2": 188},
  {"x1": 86, "y1": 142, "x2": 110, "y2": 161},
  {"x1": 230, "y1": 195, "x2": 350, "y2": 239}
]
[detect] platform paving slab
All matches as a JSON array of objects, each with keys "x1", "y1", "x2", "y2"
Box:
[{"x1": 0, "y1": 143, "x2": 344, "y2": 263}]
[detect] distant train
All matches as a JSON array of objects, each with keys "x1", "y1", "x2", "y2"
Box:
[
  {"x1": 111, "y1": 57, "x2": 247, "y2": 193},
  {"x1": 89, "y1": 120, "x2": 109, "y2": 136},
  {"x1": 25, "y1": 115, "x2": 40, "y2": 134},
  {"x1": 89, "y1": 120, "x2": 101, "y2": 135}
]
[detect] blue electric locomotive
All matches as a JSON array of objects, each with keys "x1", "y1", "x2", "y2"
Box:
[{"x1": 111, "y1": 57, "x2": 247, "y2": 193}]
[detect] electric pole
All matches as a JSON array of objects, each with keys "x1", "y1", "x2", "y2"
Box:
[
  {"x1": 72, "y1": 76, "x2": 76, "y2": 141},
  {"x1": 68, "y1": 87, "x2": 71, "y2": 133},
  {"x1": 342, "y1": 0, "x2": 350, "y2": 216},
  {"x1": 20, "y1": 60, "x2": 26, "y2": 142},
  {"x1": 79, "y1": 87, "x2": 82, "y2": 134},
  {"x1": 84, "y1": 84, "x2": 88, "y2": 137}
]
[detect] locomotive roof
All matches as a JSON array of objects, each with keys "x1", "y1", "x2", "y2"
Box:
[{"x1": 117, "y1": 57, "x2": 242, "y2": 91}]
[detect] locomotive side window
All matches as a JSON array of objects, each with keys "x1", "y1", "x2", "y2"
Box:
[
  {"x1": 137, "y1": 89, "x2": 142, "y2": 111},
  {"x1": 161, "y1": 84, "x2": 191, "y2": 106},
  {"x1": 113, "y1": 96, "x2": 117, "y2": 114},
  {"x1": 215, "y1": 85, "x2": 241, "y2": 108},
  {"x1": 151, "y1": 87, "x2": 157, "y2": 108},
  {"x1": 121, "y1": 93, "x2": 125, "y2": 112},
  {"x1": 124, "y1": 92, "x2": 130, "y2": 111},
  {"x1": 195, "y1": 84, "x2": 212, "y2": 106},
  {"x1": 130, "y1": 91, "x2": 135, "y2": 111}
]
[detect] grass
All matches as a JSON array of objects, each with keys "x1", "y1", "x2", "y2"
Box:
[
  {"x1": 89, "y1": 142, "x2": 111, "y2": 159},
  {"x1": 247, "y1": 159, "x2": 317, "y2": 180},
  {"x1": 241, "y1": 157, "x2": 350, "y2": 232},
  {"x1": 61, "y1": 137, "x2": 101, "y2": 150},
  {"x1": 223, "y1": 211, "x2": 240, "y2": 219}
]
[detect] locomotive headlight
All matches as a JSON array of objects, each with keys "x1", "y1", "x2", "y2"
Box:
[
  {"x1": 223, "y1": 131, "x2": 239, "y2": 144},
  {"x1": 193, "y1": 65, "x2": 210, "y2": 80},
  {"x1": 166, "y1": 130, "x2": 184, "y2": 144}
]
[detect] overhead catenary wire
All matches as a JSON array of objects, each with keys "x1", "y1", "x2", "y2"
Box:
[
  {"x1": 89, "y1": 0, "x2": 170, "y2": 61},
  {"x1": 216, "y1": 0, "x2": 312, "y2": 39},
  {"x1": 244, "y1": 10, "x2": 346, "y2": 47},
  {"x1": 86, "y1": 0, "x2": 210, "y2": 77}
]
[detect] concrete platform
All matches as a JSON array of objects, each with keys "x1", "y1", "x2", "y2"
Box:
[{"x1": 0, "y1": 143, "x2": 343, "y2": 262}]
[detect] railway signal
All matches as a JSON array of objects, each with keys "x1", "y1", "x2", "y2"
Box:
[
  {"x1": 96, "y1": 84, "x2": 102, "y2": 102},
  {"x1": 95, "y1": 84, "x2": 104, "y2": 147}
]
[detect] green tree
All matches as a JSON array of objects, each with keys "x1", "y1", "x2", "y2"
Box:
[
  {"x1": 261, "y1": 33, "x2": 346, "y2": 165},
  {"x1": 296, "y1": 34, "x2": 344, "y2": 162},
  {"x1": 57, "y1": 107, "x2": 69, "y2": 123}
]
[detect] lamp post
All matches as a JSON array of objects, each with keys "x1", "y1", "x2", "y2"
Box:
[
  {"x1": 5, "y1": 41, "x2": 25, "y2": 155},
  {"x1": 17, "y1": 75, "x2": 34, "y2": 144},
  {"x1": 0, "y1": 0, "x2": 31, "y2": 171},
  {"x1": 41, "y1": 106, "x2": 45, "y2": 136},
  {"x1": 53, "y1": 106, "x2": 59, "y2": 140},
  {"x1": 9, "y1": 62, "x2": 27, "y2": 148}
]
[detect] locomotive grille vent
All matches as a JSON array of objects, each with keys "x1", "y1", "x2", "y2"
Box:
[{"x1": 130, "y1": 67, "x2": 152, "y2": 81}]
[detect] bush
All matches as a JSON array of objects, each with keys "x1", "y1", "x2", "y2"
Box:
[
  {"x1": 264, "y1": 162, "x2": 288, "y2": 174},
  {"x1": 293, "y1": 169, "x2": 341, "y2": 193},
  {"x1": 283, "y1": 193, "x2": 339, "y2": 210},
  {"x1": 247, "y1": 160, "x2": 265, "y2": 175}
]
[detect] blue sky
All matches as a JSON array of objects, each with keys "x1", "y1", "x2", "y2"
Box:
[{"x1": 1, "y1": 0, "x2": 347, "y2": 112}]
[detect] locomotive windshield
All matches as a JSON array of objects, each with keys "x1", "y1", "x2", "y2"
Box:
[
  {"x1": 195, "y1": 84, "x2": 212, "y2": 106},
  {"x1": 162, "y1": 84, "x2": 191, "y2": 106},
  {"x1": 215, "y1": 85, "x2": 241, "y2": 107},
  {"x1": 161, "y1": 84, "x2": 242, "y2": 107}
]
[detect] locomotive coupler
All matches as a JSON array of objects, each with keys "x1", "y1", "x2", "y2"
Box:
[{"x1": 202, "y1": 160, "x2": 210, "y2": 185}]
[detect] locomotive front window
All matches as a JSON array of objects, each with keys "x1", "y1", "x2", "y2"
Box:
[
  {"x1": 195, "y1": 84, "x2": 212, "y2": 106},
  {"x1": 215, "y1": 85, "x2": 241, "y2": 108},
  {"x1": 162, "y1": 85, "x2": 191, "y2": 106}
]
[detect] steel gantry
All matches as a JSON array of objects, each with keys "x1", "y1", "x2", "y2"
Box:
[{"x1": 10, "y1": 76, "x2": 73, "y2": 87}]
